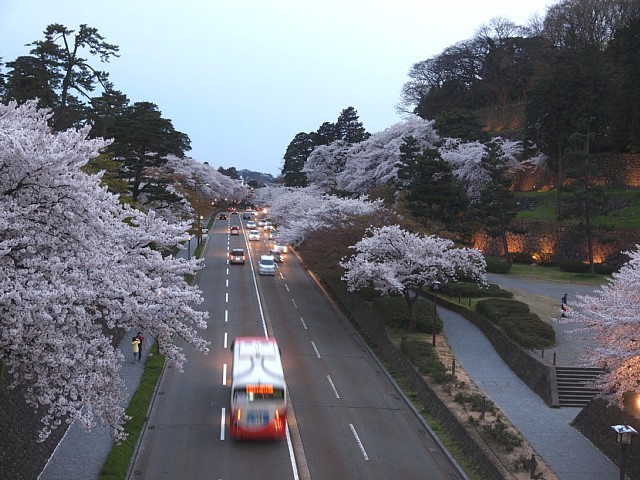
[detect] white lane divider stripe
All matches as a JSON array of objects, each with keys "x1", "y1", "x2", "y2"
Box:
[
  {"x1": 327, "y1": 375, "x2": 340, "y2": 398},
  {"x1": 220, "y1": 408, "x2": 226, "y2": 441},
  {"x1": 311, "y1": 341, "x2": 321, "y2": 358},
  {"x1": 350, "y1": 424, "x2": 369, "y2": 460}
]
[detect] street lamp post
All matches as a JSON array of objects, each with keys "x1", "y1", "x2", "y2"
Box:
[
  {"x1": 612, "y1": 424, "x2": 638, "y2": 480},
  {"x1": 187, "y1": 235, "x2": 192, "y2": 260},
  {"x1": 432, "y1": 280, "x2": 441, "y2": 347}
]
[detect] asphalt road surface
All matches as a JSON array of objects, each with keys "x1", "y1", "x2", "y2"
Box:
[{"x1": 129, "y1": 214, "x2": 467, "y2": 480}]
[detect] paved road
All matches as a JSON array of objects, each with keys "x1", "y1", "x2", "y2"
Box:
[{"x1": 39, "y1": 260, "x2": 619, "y2": 480}]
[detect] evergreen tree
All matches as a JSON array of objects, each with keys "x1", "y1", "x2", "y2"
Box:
[
  {"x1": 606, "y1": 17, "x2": 640, "y2": 152},
  {"x1": 397, "y1": 136, "x2": 468, "y2": 232},
  {"x1": 27, "y1": 24, "x2": 120, "y2": 130},
  {"x1": 3, "y1": 55, "x2": 58, "y2": 109},
  {"x1": 218, "y1": 166, "x2": 241, "y2": 180},
  {"x1": 108, "y1": 101, "x2": 190, "y2": 204},
  {"x1": 281, "y1": 132, "x2": 313, "y2": 187},
  {"x1": 474, "y1": 141, "x2": 519, "y2": 266},
  {"x1": 87, "y1": 87, "x2": 129, "y2": 139},
  {"x1": 434, "y1": 108, "x2": 488, "y2": 142},
  {"x1": 559, "y1": 133, "x2": 611, "y2": 273},
  {"x1": 314, "y1": 121, "x2": 339, "y2": 145},
  {"x1": 335, "y1": 106, "x2": 370, "y2": 143}
]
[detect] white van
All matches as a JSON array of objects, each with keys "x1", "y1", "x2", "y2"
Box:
[{"x1": 258, "y1": 255, "x2": 276, "y2": 275}]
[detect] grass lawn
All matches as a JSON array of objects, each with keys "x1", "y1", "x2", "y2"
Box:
[
  {"x1": 98, "y1": 351, "x2": 165, "y2": 480},
  {"x1": 515, "y1": 189, "x2": 640, "y2": 229},
  {"x1": 502, "y1": 263, "x2": 610, "y2": 285}
]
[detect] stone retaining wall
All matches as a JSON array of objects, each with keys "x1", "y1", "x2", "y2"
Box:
[
  {"x1": 513, "y1": 153, "x2": 640, "y2": 191},
  {"x1": 0, "y1": 380, "x2": 65, "y2": 480},
  {"x1": 473, "y1": 221, "x2": 640, "y2": 268}
]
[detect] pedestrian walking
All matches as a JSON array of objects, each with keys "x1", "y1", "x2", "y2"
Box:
[
  {"x1": 135, "y1": 331, "x2": 144, "y2": 361},
  {"x1": 561, "y1": 293, "x2": 568, "y2": 317},
  {"x1": 131, "y1": 336, "x2": 141, "y2": 363}
]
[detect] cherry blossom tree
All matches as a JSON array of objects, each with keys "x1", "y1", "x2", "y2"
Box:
[
  {"x1": 563, "y1": 247, "x2": 640, "y2": 410},
  {"x1": 340, "y1": 225, "x2": 487, "y2": 331},
  {"x1": 302, "y1": 115, "x2": 545, "y2": 201},
  {"x1": 258, "y1": 186, "x2": 385, "y2": 248},
  {"x1": 146, "y1": 155, "x2": 248, "y2": 224},
  {"x1": 439, "y1": 136, "x2": 539, "y2": 201},
  {"x1": 302, "y1": 116, "x2": 439, "y2": 194},
  {"x1": 0, "y1": 100, "x2": 209, "y2": 441}
]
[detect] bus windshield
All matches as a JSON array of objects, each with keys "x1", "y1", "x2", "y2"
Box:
[{"x1": 233, "y1": 385, "x2": 285, "y2": 402}]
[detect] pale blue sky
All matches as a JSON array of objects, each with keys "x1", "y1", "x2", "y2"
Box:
[{"x1": 0, "y1": 0, "x2": 553, "y2": 176}]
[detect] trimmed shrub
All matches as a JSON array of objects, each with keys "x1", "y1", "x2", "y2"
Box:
[
  {"x1": 512, "y1": 252, "x2": 534, "y2": 264},
  {"x1": 558, "y1": 259, "x2": 616, "y2": 275},
  {"x1": 357, "y1": 286, "x2": 380, "y2": 301},
  {"x1": 373, "y1": 295, "x2": 440, "y2": 333},
  {"x1": 400, "y1": 338, "x2": 450, "y2": 382},
  {"x1": 476, "y1": 298, "x2": 529, "y2": 323},
  {"x1": 475, "y1": 298, "x2": 555, "y2": 348},
  {"x1": 534, "y1": 253, "x2": 557, "y2": 267},
  {"x1": 443, "y1": 282, "x2": 513, "y2": 299},
  {"x1": 485, "y1": 256, "x2": 512, "y2": 273}
]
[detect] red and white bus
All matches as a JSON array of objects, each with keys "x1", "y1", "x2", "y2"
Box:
[{"x1": 230, "y1": 336, "x2": 287, "y2": 440}]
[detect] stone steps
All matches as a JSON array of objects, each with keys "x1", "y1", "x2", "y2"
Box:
[{"x1": 556, "y1": 366, "x2": 605, "y2": 407}]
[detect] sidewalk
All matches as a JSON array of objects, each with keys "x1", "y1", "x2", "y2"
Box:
[
  {"x1": 37, "y1": 238, "x2": 199, "y2": 480},
  {"x1": 38, "y1": 333, "x2": 152, "y2": 480},
  {"x1": 440, "y1": 275, "x2": 619, "y2": 480}
]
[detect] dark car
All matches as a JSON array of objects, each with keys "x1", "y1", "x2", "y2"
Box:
[
  {"x1": 230, "y1": 225, "x2": 240, "y2": 235},
  {"x1": 218, "y1": 213, "x2": 227, "y2": 220},
  {"x1": 229, "y1": 248, "x2": 245, "y2": 264},
  {"x1": 270, "y1": 250, "x2": 283, "y2": 263}
]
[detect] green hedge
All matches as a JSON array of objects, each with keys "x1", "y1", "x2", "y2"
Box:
[
  {"x1": 400, "y1": 338, "x2": 453, "y2": 383},
  {"x1": 484, "y1": 256, "x2": 512, "y2": 273},
  {"x1": 475, "y1": 298, "x2": 555, "y2": 349},
  {"x1": 558, "y1": 259, "x2": 616, "y2": 275},
  {"x1": 511, "y1": 252, "x2": 535, "y2": 264},
  {"x1": 373, "y1": 295, "x2": 441, "y2": 333},
  {"x1": 442, "y1": 282, "x2": 513, "y2": 299}
]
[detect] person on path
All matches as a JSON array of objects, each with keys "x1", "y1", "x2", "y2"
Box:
[
  {"x1": 135, "y1": 332, "x2": 144, "y2": 361},
  {"x1": 131, "y1": 336, "x2": 141, "y2": 363},
  {"x1": 561, "y1": 293, "x2": 568, "y2": 318}
]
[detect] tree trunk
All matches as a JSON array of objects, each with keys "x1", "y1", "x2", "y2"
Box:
[
  {"x1": 405, "y1": 292, "x2": 418, "y2": 332},
  {"x1": 555, "y1": 146, "x2": 564, "y2": 219}
]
